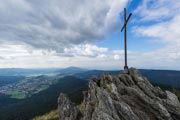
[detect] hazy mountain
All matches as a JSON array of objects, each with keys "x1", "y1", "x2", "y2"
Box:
[
  {"x1": 1, "y1": 67, "x2": 179, "y2": 87},
  {"x1": 140, "y1": 69, "x2": 180, "y2": 89},
  {"x1": 0, "y1": 67, "x2": 87, "y2": 76},
  {"x1": 55, "y1": 66, "x2": 87, "y2": 75},
  {"x1": 0, "y1": 68, "x2": 57, "y2": 76}
]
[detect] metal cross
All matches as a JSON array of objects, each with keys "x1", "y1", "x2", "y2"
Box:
[{"x1": 121, "y1": 8, "x2": 132, "y2": 74}]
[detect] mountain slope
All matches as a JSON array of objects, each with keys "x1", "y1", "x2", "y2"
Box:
[
  {"x1": 140, "y1": 69, "x2": 180, "y2": 88},
  {"x1": 58, "y1": 68, "x2": 180, "y2": 120},
  {"x1": 0, "y1": 76, "x2": 87, "y2": 120}
]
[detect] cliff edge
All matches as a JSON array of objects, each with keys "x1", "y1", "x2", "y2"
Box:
[{"x1": 58, "y1": 68, "x2": 180, "y2": 120}]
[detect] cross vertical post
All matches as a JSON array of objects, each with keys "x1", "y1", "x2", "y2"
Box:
[
  {"x1": 121, "y1": 8, "x2": 132, "y2": 74},
  {"x1": 124, "y1": 8, "x2": 127, "y2": 71}
]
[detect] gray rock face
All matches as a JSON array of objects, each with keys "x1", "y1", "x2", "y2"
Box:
[
  {"x1": 58, "y1": 68, "x2": 180, "y2": 120},
  {"x1": 58, "y1": 93, "x2": 81, "y2": 120}
]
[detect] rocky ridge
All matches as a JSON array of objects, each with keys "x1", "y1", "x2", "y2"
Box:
[{"x1": 58, "y1": 68, "x2": 180, "y2": 120}]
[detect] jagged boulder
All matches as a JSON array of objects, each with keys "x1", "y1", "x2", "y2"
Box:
[
  {"x1": 58, "y1": 68, "x2": 180, "y2": 120},
  {"x1": 58, "y1": 93, "x2": 81, "y2": 120}
]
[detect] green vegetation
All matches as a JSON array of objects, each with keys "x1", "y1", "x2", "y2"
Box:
[
  {"x1": 6, "y1": 90, "x2": 26, "y2": 99},
  {"x1": 33, "y1": 110, "x2": 58, "y2": 120},
  {"x1": 0, "y1": 75, "x2": 62, "y2": 99},
  {"x1": 0, "y1": 76, "x2": 87, "y2": 120}
]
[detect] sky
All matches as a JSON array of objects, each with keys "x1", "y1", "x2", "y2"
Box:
[{"x1": 0, "y1": 0, "x2": 180, "y2": 70}]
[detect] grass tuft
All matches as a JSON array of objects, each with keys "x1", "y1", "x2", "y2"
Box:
[{"x1": 32, "y1": 110, "x2": 59, "y2": 120}]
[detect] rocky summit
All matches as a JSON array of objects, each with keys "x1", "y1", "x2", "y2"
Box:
[{"x1": 58, "y1": 68, "x2": 180, "y2": 120}]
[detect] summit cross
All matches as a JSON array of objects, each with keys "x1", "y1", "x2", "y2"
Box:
[{"x1": 121, "y1": 8, "x2": 132, "y2": 74}]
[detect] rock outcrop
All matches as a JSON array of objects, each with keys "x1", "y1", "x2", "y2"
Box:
[{"x1": 58, "y1": 68, "x2": 180, "y2": 120}]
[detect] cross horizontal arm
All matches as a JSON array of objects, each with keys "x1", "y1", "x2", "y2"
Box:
[{"x1": 121, "y1": 13, "x2": 132, "y2": 32}]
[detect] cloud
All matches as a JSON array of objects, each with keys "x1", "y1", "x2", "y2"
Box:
[
  {"x1": 114, "y1": 54, "x2": 120, "y2": 60},
  {"x1": 1, "y1": 0, "x2": 179, "y2": 70},
  {"x1": 0, "y1": 43, "x2": 121, "y2": 69},
  {"x1": 0, "y1": 0, "x2": 133, "y2": 69},
  {"x1": 134, "y1": 0, "x2": 180, "y2": 22},
  {"x1": 113, "y1": 50, "x2": 124, "y2": 55},
  {"x1": 132, "y1": 0, "x2": 180, "y2": 69},
  {"x1": 63, "y1": 44, "x2": 108, "y2": 57},
  {"x1": 0, "y1": 0, "x2": 128, "y2": 52},
  {"x1": 97, "y1": 54, "x2": 107, "y2": 59},
  {"x1": 134, "y1": 16, "x2": 180, "y2": 45}
]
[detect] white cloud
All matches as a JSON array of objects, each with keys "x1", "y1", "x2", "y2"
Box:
[
  {"x1": 134, "y1": 0, "x2": 180, "y2": 22},
  {"x1": 97, "y1": 54, "x2": 108, "y2": 59},
  {"x1": 63, "y1": 44, "x2": 108, "y2": 57},
  {"x1": 0, "y1": 44, "x2": 118, "y2": 68},
  {"x1": 113, "y1": 50, "x2": 124, "y2": 55},
  {"x1": 132, "y1": 0, "x2": 180, "y2": 69},
  {"x1": 0, "y1": 0, "x2": 132, "y2": 69},
  {"x1": 114, "y1": 54, "x2": 120, "y2": 60},
  {"x1": 135, "y1": 16, "x2": 180, "y2": 45},
  {"x1": 0, "y1": 0, "x2": 128, "y2": 52},
  {"x1": 1, "y1": 0, "x2": 179, "y2": 70}
]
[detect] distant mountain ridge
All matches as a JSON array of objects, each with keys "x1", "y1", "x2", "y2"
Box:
[
  {"x1": 140, "y1": 69, "x2": 180, "y2": 88},
  {"x1": 0, "y1": 67, "x2": 180, "y2": 88},
  {"x1": 0, "y1": 67, "x2": 87, "y2": 76},
  {"x1": 74, "y1": 69, "x2": 180, "y2": 89},
  {"x1": 55, "y1": 66, "x2": 87, "y2": 74},
  {"x1": 0, "y1": 68, "x2": 57, "y2": 76}
]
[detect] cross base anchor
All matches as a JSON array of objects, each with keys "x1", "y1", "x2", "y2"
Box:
[{"x1": 124, "y1": 66, "x2": 129, "y2": 74}]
